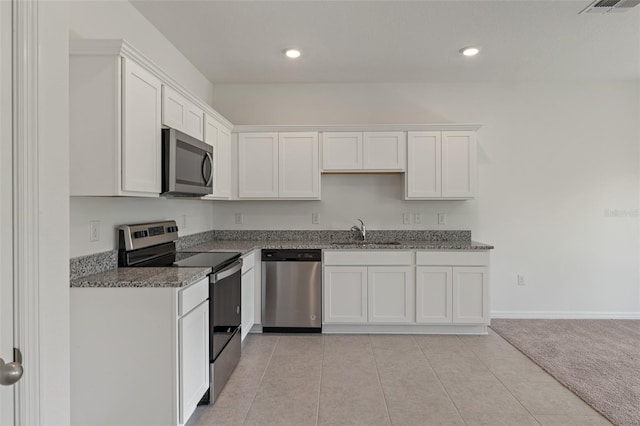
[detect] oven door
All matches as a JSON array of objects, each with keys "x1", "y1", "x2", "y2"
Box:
[
  {"x1": 210, "y1": 260, "x2": 242, "y2": 361},
  {"x1": 162, "y1": 128, "x2": 213, "y2": 196}
]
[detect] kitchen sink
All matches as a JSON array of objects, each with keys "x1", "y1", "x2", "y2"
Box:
[{"x1": 331, "y1": 241, "x2": 402, "y2": 246}]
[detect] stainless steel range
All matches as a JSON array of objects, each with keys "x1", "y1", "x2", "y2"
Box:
[{"x1": 118, "y1": 220, "x2": 242, "y2": 404}]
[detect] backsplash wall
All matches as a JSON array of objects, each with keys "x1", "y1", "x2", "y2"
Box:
[{"x1": 70, "y1": 197, "x2": 214, "y2": 257}]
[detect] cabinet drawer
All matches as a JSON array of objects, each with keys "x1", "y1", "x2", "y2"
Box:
[
  {"x1": 179, "y1": 277, "x2": 209, "y2": 316},
  {"x1": 416, "y1": 251, "x2": 489, "y2": 266},
  {"x1": 241, "y1": 251, "x2": 255, "y2": 274},
  {"x1": 324, "y1": 251, "x2": 411, "y2": 266}
]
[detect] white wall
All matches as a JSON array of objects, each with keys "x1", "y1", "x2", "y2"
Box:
[
  {"x1": 68, "y1": 0, "x2": 213, "y2": 104},
  {"x1": 70, "y1": 197, "x2": 214, "y2": 257},
  {"x1": 68, "y1": 0, "x2": 216, "y2": 257},
  {"x1": 211, "y1": 82, "x2": 640, "y2": 317},
  {"x1": 40, "y1": 1, "x2": 70, "y2": 424}
]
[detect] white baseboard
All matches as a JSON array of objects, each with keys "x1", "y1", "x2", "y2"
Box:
[{"x1": 491, "y1": 311, "x2": 640, "y2": 320}]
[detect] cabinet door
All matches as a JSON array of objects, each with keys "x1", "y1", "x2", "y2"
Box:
[
  {"x1": 367, "y1": 267, "x2": 414, "y2": 323},
  {"x1": 406, "y1": 131, "x2": 441, "y2": 199},
  {"x1": 121, "y1": 58, "x2": 162, "y2": 194},
  {"x1": 416, "y1": 267, "x2": 452, "y2": 324},
  {"x1": 442, "y1": 131, "x2": 476, "y2": 198},
  {"x1": 452, "y1": 267, "x2": 489, "y2": 324},
  {"x1": 238, "y1": 133, "x2": 279, "y2": 198},
  {"x1": 205, "y1": 115, "x2": 231, "y2": 199},
  {"x1": 322, "y1": 132, "x2": 363, "y2": 170},
  {"x1": 162, "y1": 85, "x2": 204, "y2": 141},
  {"x1": 279, "y1": 132, "x2": 320, "y2": 199},
  {"x1": 179, "y1": 301, "x2": 209, "y2": 424},
  {"x1": 363, "y1": 132, "x2": 406, "y2": 171},
  {"x1": 241, "y1": 269, "x2": 255, "y2": 341},
  {"x1": 323, "y1": 266, "x2": 368, "y2": 323}
]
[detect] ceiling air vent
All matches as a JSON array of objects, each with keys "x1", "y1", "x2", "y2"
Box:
[{"x1": 580, "y1": 0, "x2": 640, "y2": 14}]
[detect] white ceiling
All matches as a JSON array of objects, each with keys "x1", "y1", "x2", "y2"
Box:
[{"x1": 130, "y1": 0, "x2": 640, "y2": 84}]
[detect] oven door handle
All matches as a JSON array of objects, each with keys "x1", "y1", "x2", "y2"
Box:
[{"x1": 212, "y1": 262, "x2": 242, "y2": 283}]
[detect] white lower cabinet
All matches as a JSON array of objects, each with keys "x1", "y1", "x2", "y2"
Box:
[
  {"x1": 452, "y1": 266, "x2": 489, "y2": 324},
  {"x1": 71, "y1": 277, "x2": 210, "y2": 426},
  {"x1": 323, "y1": 252, "x2": 414, "y2": 325},
  {"x1": 368, "y1": 267, "x2": 414, "y2": 323},
  {"x1": 323, "y1": 266, "x2": 368, "y2": 323},
  {"x1": 323, "y1": 250, "x2": 490, "y2": 331},
  {"x1": 416, "y1": 266, "x2": 453, "y2": 324},
  {"x1": 241, "y1": 251, "x2": 256, "y2": 340}
]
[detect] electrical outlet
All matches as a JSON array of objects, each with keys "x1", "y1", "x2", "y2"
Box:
[
  {"x1": 414, "y1": 212, "x2": 422, "y2": 224},
  {"x1": 89, "y1": 220, "x2": 100, "y2": 242},
  {"x1": 402, "y1": 212, "x2": 411, "y2": 225},
  {"x1": 234, "y1": 213, "x2": 243, "y2": 225},
  {"x1": 517, "y1": 274, "x2": 525, "y2": 286},
  {"x1": 437, "y1": 213, "x2": 447, "y2": 225},
  {"x1": 180, "y1": 214, "x2": 187, "y2": 229},
  {"x1": 312, "y1": 212, "x2": 320, "y2": 225}
]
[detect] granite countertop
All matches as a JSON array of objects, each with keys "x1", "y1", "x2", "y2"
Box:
[
  {"x1": 182, "y1": 239, "x2": 494, "y2": 254},
  {"x1": 70, "y1": 266, "x2": 211, "y2": 288}
]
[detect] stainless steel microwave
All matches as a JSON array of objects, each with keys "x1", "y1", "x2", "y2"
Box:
[{"x1": 162, "y1": 128, "x2": 213, "y2": 197}]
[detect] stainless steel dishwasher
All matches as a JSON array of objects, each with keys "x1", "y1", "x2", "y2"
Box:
[{"x1": 262, "y1": 249, "x2": 322, "y2": 333}]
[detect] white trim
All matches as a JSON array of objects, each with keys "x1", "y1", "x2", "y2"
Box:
[
  {"x1": 69, "y1": 39, "x2": 233, "y2": 131},
  {"x1": 491, "y1": 311, "x2": 640, "y2": 320},
  {"x1": 322, "y1": 324, "x2": 488, "y2": 335},
  {"x1": 13, "y1": 0, "x2": 40, "y2": 424},
  {"x1": 233, "y1": 123, "x2": 483, "y2": 133}
]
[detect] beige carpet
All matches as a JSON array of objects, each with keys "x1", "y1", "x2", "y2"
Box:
[{"x1": 491, "y1": 319, "x2": 640, "y2": 426}]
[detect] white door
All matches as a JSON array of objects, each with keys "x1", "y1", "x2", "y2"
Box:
[
  {"x1": 278, "y1": 132, "x2": 320, "y2": 199},
  {"x1": 1, "y1": 0, "x2": 19, "y2": 422},
  {"x1": 362, "y1": 132, "x2": 406, "y2": 171},
  {"x1": 416, "y1": 267, "x2": 452, "y2": 324},
  {"x1": 238, "y1": 133, "x2": 279, "y2": 198},
  {"x1": 441, "y1": 131, "x2": 477, "y2": 198},
  {"x1": 406, "y1": 131, "x2": 442, "y2": 199},
  {"x1": 323, "y1": 267, "x2": 368, "y2": 323},
  {"x1": 452, "y1": 267, "x2": 489, "y2": 324},
  {"x1": 321, "y1": 132, "x2": 363, "y2": 170},
  {"x1": 367, "y1": 267, "x2": 414, "y2": 323}
]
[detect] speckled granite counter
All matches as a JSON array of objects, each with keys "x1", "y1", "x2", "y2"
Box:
[
  {"x1": 182, "y1": 239, "x2": 493, "y2": 254},
  {"x1": 70, "y1": 266, "x2": 211, "y2": 288}
]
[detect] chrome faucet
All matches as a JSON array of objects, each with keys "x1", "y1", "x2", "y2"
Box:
[{"x1": 351, "y1": 219, "x2": 367, "y2": 241}]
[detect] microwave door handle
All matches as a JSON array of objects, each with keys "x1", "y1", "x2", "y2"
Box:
[{"x1": 202, "y1": 152, "x2": 213, "y2": 186}]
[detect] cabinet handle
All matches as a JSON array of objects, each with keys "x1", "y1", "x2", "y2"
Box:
[
  {"x1": 236, "y1": 306, "x2": 240, "y2": 315},
  {"x1": 0, "y1": 349, "x2": 24, "y2": 386}
]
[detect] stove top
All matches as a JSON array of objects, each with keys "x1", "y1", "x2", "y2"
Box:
[{"x1": 174, "y1": 252, "x2": 241, "y2": 271}]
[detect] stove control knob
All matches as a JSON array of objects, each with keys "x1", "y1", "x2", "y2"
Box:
[
  {"x1": 168, "y1": 226, "x2": 179, "y2": 233},
  {"x1": 133, "y1": 230, "x2": 148, "y2": 239}
]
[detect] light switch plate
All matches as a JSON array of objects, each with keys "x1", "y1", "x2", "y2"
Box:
[
  {"x1": 437, "y1": 213, "x2": 447, "y2": 225},
  {"x1": 312, "y1": 212, "x2": 320, "y2": 224},
  {"x1": 234, "y1": 213, "x2": 243, "y2": 225},
  {"x1": 402, "y1": 212, "x2": 411, "y2": 225},
  {"x1": 89, "y1": 220, "x2": 100, "y2": 242},
  {"x1": 414, "y1": 213, "x2": 422, "y2": 224}
]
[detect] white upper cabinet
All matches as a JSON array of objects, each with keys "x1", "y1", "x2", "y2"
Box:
[
  {"x1": 70, "y1": 49, "x2": 162, "y2": 197},
  {"x1": 238, "y1": 132, "x2": 320, "y2": 200},
  {"x1": 322, "y1": 131, "x2": 406, "y2": 172},
  {"x1": 406, "y1": 131, "x2": 441, "y2": 198},
  {"x1": 238, "y1": 133, "x2": 279, "y2": 199},
  {"x1": 363, "y1": 132, "x2": 406, "y2": 170},
  {"x1": 121, "y1": 58, "x2": 163, "y2": 194},
  {"x1": 204, "y1": 114, "x2": 232, "y2": 199},
  {"x1": 162, "y1": 85, "x2": 204, "y2": 141},
  {"x1": 279, "y1": 132, "x2": 320, "y2": 199},
  {"x1": 70, "y1": 39, "x2": 233, "y2": 198},
  {"x1": 442, "y1": 131, "x2": 477, "y2": 198},
  {"x1": 322, "y1": 132, "x2": 363, "y2": 170},
  {"x1": 406, "y1": 130, "x2": 476, "y2": 200}
]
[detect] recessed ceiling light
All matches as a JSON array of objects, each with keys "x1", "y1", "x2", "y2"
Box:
[
  {"x1": 460, "y1": 46, "x2": 480, "y2": 57},
  {"x1": 284, "y1": 48, "x2": 301, "y2": 59}
]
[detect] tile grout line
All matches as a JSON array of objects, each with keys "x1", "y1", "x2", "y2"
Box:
[
  {"x1": 459, "y1": 335, "x2": 543, "y2": 426},
  {"x1": 315, "y1": 335, "x2": 325, "y2": 426},
  {"x1": 367, "y1": 335, "x2": 394, "y2": 426},
  {"x1": 413, "y1": 335, "x2": 469, "y2": 426},
  {"x1": 241, "y1": 335, "x2": 281, "y2": 426}
]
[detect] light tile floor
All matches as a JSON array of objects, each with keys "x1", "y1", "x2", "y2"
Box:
[{"x1": 188, "y1": 330, "x2": 611, "y2": 426}]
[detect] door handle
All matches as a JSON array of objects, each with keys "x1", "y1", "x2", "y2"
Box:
[{"x1": 0, "y1": 348, "x2": 24, "y2": 386}]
